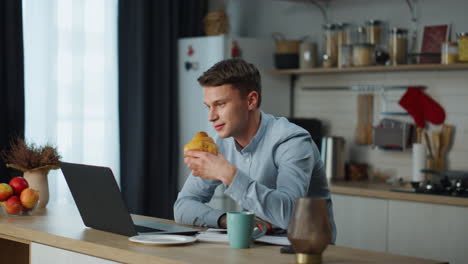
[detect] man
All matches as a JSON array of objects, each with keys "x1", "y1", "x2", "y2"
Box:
[{"x1": 174, "y1": 59, "x2": 335, "y2": 241}]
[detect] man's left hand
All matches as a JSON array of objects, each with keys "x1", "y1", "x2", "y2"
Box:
[
  {"x1": 184, "y1": 151, "x2": 237, "y2": 185},
  {"x1": 256, "y1": 216, "x2": 273, "y2": 234}
]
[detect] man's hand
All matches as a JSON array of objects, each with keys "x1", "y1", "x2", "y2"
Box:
[
  {"x1": 256, "y1": 216, "x2": 273, "y2": 234},
  {"x1": 218, "y1": 214, "x2": 227, "y2": 229},
  {"x1": 184, "y1": 151, "x2": 237, "y2": 185}
]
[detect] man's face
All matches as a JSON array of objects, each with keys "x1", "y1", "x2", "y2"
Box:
[{"x1": 203, "y1": 84, "x2": 250, "y2": 139}]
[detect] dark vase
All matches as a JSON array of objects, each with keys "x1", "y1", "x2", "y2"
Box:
[{"x1": 287, "y1": 198, "x2": 332, "y2": 264}]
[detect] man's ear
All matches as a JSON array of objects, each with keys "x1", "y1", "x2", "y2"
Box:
[{"x1": 247, "y1": 91, "x2": 259, "y2": 110}]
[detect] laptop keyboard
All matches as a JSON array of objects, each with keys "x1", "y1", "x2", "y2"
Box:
[{"x1": 134, "y1": 225, "x2": 162, "y2": 233}]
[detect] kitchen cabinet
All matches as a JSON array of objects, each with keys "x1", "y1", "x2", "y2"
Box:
[
  {"x1": 332, "y1": 194, "x2": 388, "y2": 252},
  {"x1": 333, "y1": 193, "x2": 467, "y2": 264},
  {"x1": 31, "y1": 243, "x2": 121, "y2": 264},
  {"x1": 388, "y1": 200, "x2": 468, "y2": 264}
]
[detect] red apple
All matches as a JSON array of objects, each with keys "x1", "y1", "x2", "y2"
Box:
[
  {"x1": 9, "y1": 177, "x2": 29, "y2": 195},
  {"x1": 20, "y1": 188, "x2": 39, "y2": 209},
  {"x1": 5, "y1": 195, "x2": 22, "y2": 215},
  {"x1": 0, "y1": 183, "x2": 13, "y2": 201}
]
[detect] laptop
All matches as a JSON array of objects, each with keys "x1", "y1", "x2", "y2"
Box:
[{"x1": 60, "y1": 162, "x2": 199, "y2": 236}]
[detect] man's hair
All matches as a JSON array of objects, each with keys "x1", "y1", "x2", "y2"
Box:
[{"x1": 197, "y1": 58, "x2": 262, "y2": 107}]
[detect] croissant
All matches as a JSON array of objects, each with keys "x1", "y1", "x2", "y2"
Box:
[{"x1": 184, "y1": 132, "x2": 218, "y2": 156}]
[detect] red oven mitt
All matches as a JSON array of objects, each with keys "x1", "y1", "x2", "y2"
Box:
[{"x1": 398, "y1": 87, "x2": 446, "y2": 128}]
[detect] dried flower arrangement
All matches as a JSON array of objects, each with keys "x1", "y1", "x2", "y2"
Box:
[{"x1": 2, "y1": 137, "x2": 61, "y2": 172}]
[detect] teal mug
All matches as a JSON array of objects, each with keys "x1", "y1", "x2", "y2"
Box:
[{"x1": 227, "y1": 211, "x2": 267, "y2": 248}]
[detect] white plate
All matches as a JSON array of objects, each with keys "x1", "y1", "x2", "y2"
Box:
[{"x1": 129, "y1": 234, "x2": 197, "y2": 246}]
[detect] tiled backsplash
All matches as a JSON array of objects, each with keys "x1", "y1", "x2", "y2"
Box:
[{"x1": 294, "y1": 70, "x2": 468, "y2": 181}]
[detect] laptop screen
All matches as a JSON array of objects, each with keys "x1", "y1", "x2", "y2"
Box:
[{"x1": 60, "y1": 162, "x2": 138, "y2": 236}]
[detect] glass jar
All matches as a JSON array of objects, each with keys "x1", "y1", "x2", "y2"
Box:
[
  {"x1": 338, "y1": 44, "x2": 353, "y2": 68},
  {"x1": 337, "y1": 23, "x2": 353, "y2": 69},
  {"x1": 365, "y1": 20, "x2": 383, "y2": 46},
  {"x1": 388, "y1": 28, "x2": 408, "y2": 65},
  {"x1": 441, "y1": 42, "x2": 458, "y2": 64},
  {"x1": 323, "y1": 24, "x2": 338, "y2": 67},
  {"x1": 337, "y1": 23, "x2": 353, "y2": 46},
  {"x1": 355, "y1": 26, "x2": 367, "y2": 44},
  {"x1": 457, "y1": 32, "x2": 468, "y2": 62},
  {"x1": 352, "y1": 44, "x2": 375, "y2": 66}
]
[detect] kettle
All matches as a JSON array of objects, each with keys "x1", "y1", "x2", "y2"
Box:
[{"x1": 321, "y1": 136, "x2": 346, "y2": 183}]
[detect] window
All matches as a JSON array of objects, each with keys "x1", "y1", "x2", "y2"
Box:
[{"x1": 23, "y1": 0, "x2": 119, "y2": 204}]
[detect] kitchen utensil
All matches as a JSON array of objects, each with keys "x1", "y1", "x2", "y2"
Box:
[
  {"x1": 423, "y1": 130, "x2": 433, "y2": 159},
  {"x1": 432, "y1": 131, "x2": 440, "y2": 158},
  {"x1": 287, "y1": 198, "x2": 332, "y2": 264},
  {"x1": 438, "y1": 124, "x2": 454, "y2": 170},
  {"x1": 416, "y1": 127, "x2": 423, "y2": 144},
  {"x1": 355, "y1": 95, "x2": 367, "y2": 144},
  {"x1": 440, "y1": 124, "x2": 453, "y2": 155},
  {"x1": 366, "y1": 94, "x2": 374, "y2": 145}
]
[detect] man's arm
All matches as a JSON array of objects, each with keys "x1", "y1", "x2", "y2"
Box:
[
  {"x1": 173, "y1": 175, "x2": 225, "y2": 227},
  {"x1": 225, "y1": 133, "x2": 317, "y2": 229}
]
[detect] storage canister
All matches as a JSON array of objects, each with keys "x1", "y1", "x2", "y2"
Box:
[
  {"x1": 353, "y1": 43, "x2": 375, "y2": 66},
  {"x1": 338, "y1": 44, "x2": 353, "y2": 68},
  {"x1": 441, "y1": 41, "x2": 458, "y2": 64},
  {"x1": 365, "y1": 20, "x2": 383, "y2": 46},
  {"x1": 389, "y1": 28, "x2": 408, "y2": 65},
  {"x1": 323, "y1": 24, "x2": 338, "y2": 67},
  {"x1": 337, "y1": 23, "x2": 353, "y2": 46},
  {"x1": 457, "y1": 32, "x2": 468, "y2": 62},
  {"x1": 299, "y1": 42, "x2": 318, "y2": 69}
]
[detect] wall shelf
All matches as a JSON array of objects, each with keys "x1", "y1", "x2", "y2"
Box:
[
  {"x1": 269, "y1": 63, "x2": 467, "y2": 118},
  {"x1": 270, "y1": 63, "x2": 468, "y2": 75}
]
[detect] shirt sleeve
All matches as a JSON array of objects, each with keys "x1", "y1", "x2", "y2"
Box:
[
  {"x1": 225, "y1": 133, "x2": 316, "y2": 229},
  {"x1": 173, "y1": 174, "x2": 225, "y2": 227}
]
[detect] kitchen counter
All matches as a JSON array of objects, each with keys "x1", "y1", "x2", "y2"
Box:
[
  {"x1": 330, "y1": 181, "x2": 468, "y2": 207},
  {"x1": 0, "y1": 204, "x2": 447, "y2": 264}
]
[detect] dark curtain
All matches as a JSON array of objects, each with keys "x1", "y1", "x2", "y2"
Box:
[
  {"x1": 0, "y1": 0, "x2": 25, "y2": 183},
  {"x1": 118, "y1": 0, "x2": 207, "y2": 219}
]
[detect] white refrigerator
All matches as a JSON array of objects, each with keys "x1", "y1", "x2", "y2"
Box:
[{"x1": 177, "y1": 35, "x2": 288, "y2": 212}]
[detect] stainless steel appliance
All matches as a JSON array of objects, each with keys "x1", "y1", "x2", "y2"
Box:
[{"x1": 321, "y1": 136, "x2": 346, "y2": 183}]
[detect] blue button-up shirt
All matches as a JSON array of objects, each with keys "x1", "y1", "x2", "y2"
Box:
[{"x1": 174, "y1": 112, "x2": 336, "y2": 242}]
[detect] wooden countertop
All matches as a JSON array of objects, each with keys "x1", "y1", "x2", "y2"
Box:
[
  {"x1": 0, "y1": 204, "x2": 446, "y2": 264},
  {"x1": 330, "y1": 181, "x2": 468, "y2": 207}
]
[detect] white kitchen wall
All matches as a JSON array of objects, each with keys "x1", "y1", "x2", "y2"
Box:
[
  {"x1": 208, "y1": 0, "x2": 468, "y2": 178},
  {"x1": 295, "y1": 70, "x2": 468, "y2": 179},
  {"x1": 220, "y1": 0, "x2": 468, "y2": 51}
]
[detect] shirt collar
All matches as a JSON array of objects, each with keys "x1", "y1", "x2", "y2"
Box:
[{"x1": 234, "y1": 111, "x2": 270, "y2": 153}]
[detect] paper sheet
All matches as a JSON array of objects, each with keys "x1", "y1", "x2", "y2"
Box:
[{"x1": 196, "y1": 229, "x2": 290, "y2": 246}]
